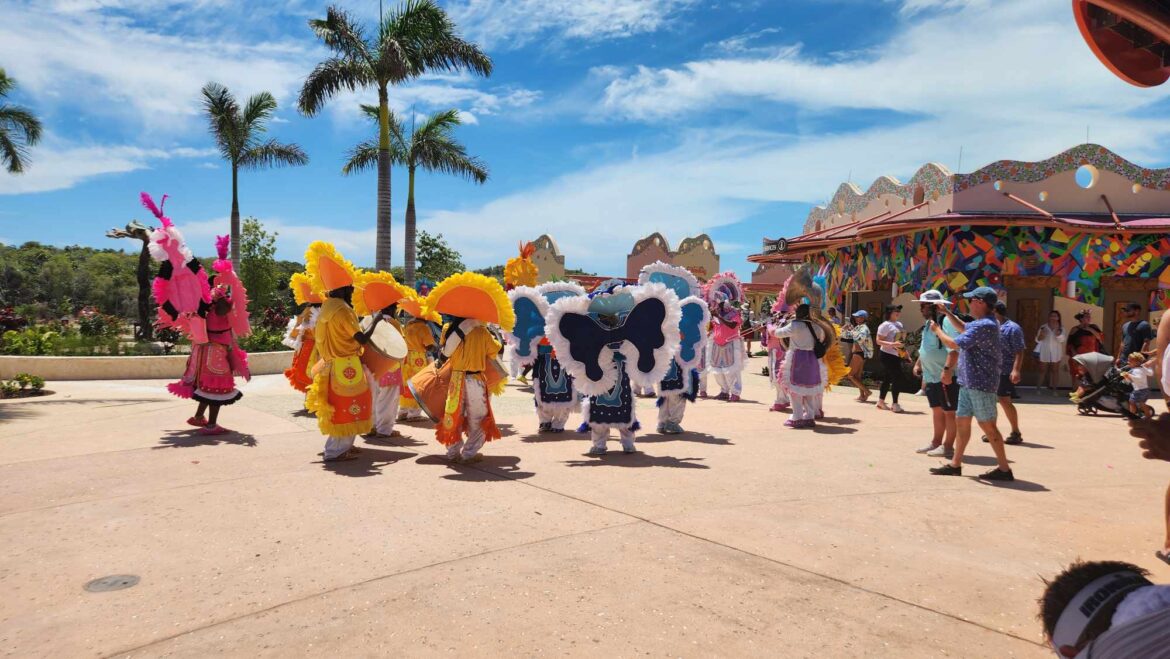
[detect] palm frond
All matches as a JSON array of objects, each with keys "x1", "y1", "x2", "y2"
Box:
[
  {"x1": 242, "y1": 92, "x2": 278, "y2": 131},
  {"x1": 341, "y1": 139, "x2": 379, "y2": 175},
  {"x1": 201, "y1": 82, "x2": 242, "y2": 159},
  {"x1": 238, "y1": 139, "x2": 309, "y2": 170},
  {"x1": 411, "y1": 109, "x2": 487, "y2": 183},
  {"x1": 298, "y1": 57, "x2": 374, "y2": 116},
  {"x1": 0, "y1": 127, "x2": 30, "y2": 174},
  {"x1": 375, "y1": 0, "x2": 492, "y2": 83},
  {"x1": 0, "y1": 105, "x2": 43, "y2": 145},
  {"x1": 0, "y1": 69, "x2": 14, "y2": 98},
  {"x1": 310, "y1": 5, "x2": 373, "y2": 63},
  {"x1": 359, "y1": 103, "x2": 381, "y2": 121}
]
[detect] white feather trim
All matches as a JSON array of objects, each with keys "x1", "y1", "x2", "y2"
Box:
[
  {"x1": 622, "y1": 282, "x2": 681, "y2": 388},
  {"x1": 637, "y1": 261, "x2": 701, "y2": 299},
  {"x1": 546, "y1": 295, "x2": 616, "y2": 396},
  {"x1": 536, "y1": 281, "x2": 586, "y2": 299},
  {"x1": 507, "y1": 286, "x2": 548, "y2": 366}
]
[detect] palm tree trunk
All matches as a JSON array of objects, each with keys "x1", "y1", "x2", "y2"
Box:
[
  {"x1": 375, "y1": 85, "x2": 392, "y2": 271},
  {"x1": 136, "y1": 237, "x2": 153, "y2": 341},
  {"x1": 405, "y1": 166, "x2": 417, "y2": 287},
  {"x1": 230, "y1": 162, "x2": 241, "y2": 266}
]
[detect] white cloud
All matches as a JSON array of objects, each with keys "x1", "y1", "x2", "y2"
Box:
[
  {"x1": 0, "y1": 2, "x2": 315, "y2": 135},
  {"x1": 448, "y1": 0, "x2": 698, "y2": 49},
  {"x1": 0, "y1": 138, "x2": 216, "y2": 195},
  {"x1": 598, "y1": 1, "x2": 1170, "y2": 121},
  {"x1": 456, "y1": 111, "x2": 480, "y2": 125},
  {"x1": 177, "y1": 217, "x2": 387, "y2": 267},
  {"x1": 324, "y1": 82, "x2": 540, "y2": 127}
]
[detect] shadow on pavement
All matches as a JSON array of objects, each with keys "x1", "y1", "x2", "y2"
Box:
[
  {"x1": 819, "y1": 416, "x2": 861, "y2": 425},
  {"x1": 291, "y1": 408, "x2": 315, "y2": 418},
  {"x1": 973, "y1": 477, "x2": 1049, "y2": 492},
  {"x1": 413, "y1": 453, "x2": 535, "y2": 481},
  {"x1": 520, "y1": 431, "x2": 582, "y2": 443},
  {"x1": 637, "y1": 431, "x2": 732, "y2": 445},
  {"x1": 563, "y1": 453, "x2": 709, "y2": 469},
  {"x1": 362, "y1": 433, "x2": 427, "y2": 448},
  {"x1": 809, "y1": 424, "x2": 858, "y2": 435},
  {"x1": 321, "y1": 447, "x2": 416, "y2": 477},
  {"x1": 154, "y1": 428, "x2": 258, "y2": 448}
]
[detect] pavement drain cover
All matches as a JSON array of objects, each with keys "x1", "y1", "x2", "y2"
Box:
[{"x1": 84, "y1": 574, "x2": 139, "y2": 593}]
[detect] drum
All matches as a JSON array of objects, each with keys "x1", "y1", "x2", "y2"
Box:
[
  {"x1": 407, "y1": 361, "x2": 453, "y2": 423},
  {"x1": 359, "y1": 316, "x2": 407, "y2": 381}
]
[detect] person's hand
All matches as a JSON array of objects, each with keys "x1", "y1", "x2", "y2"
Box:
[
  {"x1": 892, "y1": 341, "x2": 903, "y2": 349},
  {"x1": 941, "y1": 369, "x2": 953, "y2": 385},
  {"x1": 1129, "y1": 413, "x2": 1170, "y2": 462},
  {"x1": 913, "y1": 363, "x2": 921, "y2": 377},
  {"x1": 1010, "y1": 369, "x2": 1020, "y2": 384}
]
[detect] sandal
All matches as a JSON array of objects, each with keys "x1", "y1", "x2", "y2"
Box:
[
  {"x1": 1157, "y1": 549, "x2": 1170, "y2": 565},
  {"x1": 186, "y1": 416, "x2": 208, "y2": 427},
  {"x1": 198, "y1": 424, "x2": 229, "y2": 436}
]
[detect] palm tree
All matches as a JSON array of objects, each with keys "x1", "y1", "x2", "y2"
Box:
[
  {"x1": 0, "y1": 69, "x2": 43, "y2": 175},
  {"x1": 344, "y1": 106, "x2": 487, "y2": 285},
  {"x1": 298, "y1": 1, "x2": 491, "y2": 273},
  {"x1": 201, "y1": 82, "x2": 308, "y2": 265}
]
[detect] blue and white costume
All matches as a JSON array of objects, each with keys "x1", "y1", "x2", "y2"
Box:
[
  {"x1": 507, "y1": 282, "x2": 586, "y2": 433},
  {"x1": 546, "y1": 281, "x2": 681, "y2": 455},
  {"x1": 638, "y1": 262, "x2": 710, "y2": 435}
]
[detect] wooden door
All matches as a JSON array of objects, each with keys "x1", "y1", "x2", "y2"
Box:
[
  {"x1": 1017, "y1": 298, "x2": 1041, "y2": 372},
  {"x1": 1112, "y1": 301, "x2": 1128, "y2": 357}
]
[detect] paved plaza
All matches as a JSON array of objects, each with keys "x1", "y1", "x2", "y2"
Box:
[{"x1": 1, "y1": 357, "x2": 1168, "y2": 657}]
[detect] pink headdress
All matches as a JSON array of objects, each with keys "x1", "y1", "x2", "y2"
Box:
[
  {"x1": 208, "y1": 235, "x2": 251, "y2": 337},
  {"x1": 771, "y1": 275, "x2": 792, "y2": 315},
  {"x1": 144, "y1": 192, "x2": 211, "y2": 342}
]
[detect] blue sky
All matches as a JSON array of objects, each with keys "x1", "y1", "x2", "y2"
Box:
[{"x1": 3, "y1": 0, "x2": 1170, "y2": 279}]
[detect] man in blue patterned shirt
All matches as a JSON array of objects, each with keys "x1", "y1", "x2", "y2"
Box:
[{"x1": 928, "y1": 286, "x2": 1014, "y2": 481}]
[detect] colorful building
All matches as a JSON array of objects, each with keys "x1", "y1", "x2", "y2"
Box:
[
  {"x1": 626, "y1": 232, "x2": 720, "y2": 281},
  {"x1": 748, "y1": 143, "x2": 1170, "y2": 370}
]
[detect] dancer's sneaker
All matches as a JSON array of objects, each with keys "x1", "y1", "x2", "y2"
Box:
[
  {"x1": 1004, "y1": 431, "x2": 1023, "y2": 445},
  {"x1": 875, "y1": 400, "x2": 890, "y2": 411},
  {"x1": 770, "y1": 403, "x2": 790, "y2": 412},
  {"x1": 929, "y1": 463, "x2": 962, "y2": 476},
  {"x1": 915, "y1": 442, "x2": 937, "y2": 454},
  {"x1": 891, "y1": 403, "x2": 905, "y2": 413},
  {"x1": 198, "y1": 424, "x2": 229, "y2": 436},
  {"x1": 587, "y1": 446, "x2": 607, "y2": 456},
  {"x1": 728, "y1": 394, "x2": 741, "y2": 402},
  {"x1": 783, "y1": 419, "x2": 797, "y2": 428},
  {"x1": 186, "y1": 416, "x2": 208, "y2": 427},
  {"x1": 715, "y1": 392, "x2": 729, "y2": 400}
]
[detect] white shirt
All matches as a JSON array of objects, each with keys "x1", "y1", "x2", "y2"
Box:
[
  {"x1": 1035, "y1": 324, "x2": 1068, "y2": 363},
  {"x1": 772, "y1": 319, "x2": 825, "y2": 350},
  {"x1": 877, "y1": 320, "x2": 903, "y2": 356},
  {"x1": 1128, "y1": 364, "x2": 1153, "y2": 391}
]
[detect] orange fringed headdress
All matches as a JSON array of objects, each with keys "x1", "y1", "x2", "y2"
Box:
[
  {"x1": 305, "y1": 242, "x2": 357, "y2": 295},
  {"x1": 353, "y1": 270, "x2": 411, "y2": 317},
  {"x1": 290, "y1": 273, "x2": 324, "y2": 306},
  {"x1": 503, "y1": 241, "x2": 539, "y2": 289}
]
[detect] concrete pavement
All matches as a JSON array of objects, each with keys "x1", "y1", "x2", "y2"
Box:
[{"x1": 1, "y1": 356, "x2": 1166, "y2": 657}]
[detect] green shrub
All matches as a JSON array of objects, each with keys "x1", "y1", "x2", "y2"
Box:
[
  {"x1": 0, "y1": 380, "x2": 18, "y2": 397},
  {"x1": 78, "y1": 309, "x2": 123, "y2": 338},
  {"x1": 1, "y1": 327, "x2": 59, "y2": 355},
  {"x1": 13, "y1": 373, "x2": 44, "y2": 391},
  {"x1": 238, "y1": 327, "x2": 287, "y2": 353}
]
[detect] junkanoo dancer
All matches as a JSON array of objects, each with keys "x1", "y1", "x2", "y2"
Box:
[
  {"x1": 303, "y1": 242, "x2": 376, "y2": 462},
  {"x1": 162, "y1": 234, "x2": 252, "y2": 435},
  {"x1": 504, "y1": 242, "x2": 539, "y2": 383},
  {"x1": 547, "y1": 280, "x2": 681, "y2": 455},
  {"x1": 353, "y1": 271, "x2": 412, "y2": 439},
  {"x1": 396, "y1": 293, "x2": 438, "y2": 422},
  {"x1": 283, "y1": 272, "x2": 322, "y2": 400},
  {"x1": 772, "y1": 303, "x2": 828, "y2": 428},
  {"x1": 508, "y1": 282, "x2": 585, "y2": 434},
  {"x1": 424, "y1": 273, "x2": 514, "y2": 464},
  {"x1": 703, "y1": 272, "x2": 747, "y2": 402},
  {"x1": 765, "y1": 300, "x2": 792, "y2": 413},
  {"x1": 638, "y1": 262, "x2": 709, "y2": 435}
]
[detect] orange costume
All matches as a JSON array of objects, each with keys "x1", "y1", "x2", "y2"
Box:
[{"x1": 284, "y1": 273, "x2": 323, "y2": 393}]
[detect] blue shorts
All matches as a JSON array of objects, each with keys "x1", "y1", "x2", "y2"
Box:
[{"x1": 957, "y1": 387, "x2": 998, "y2": 422}]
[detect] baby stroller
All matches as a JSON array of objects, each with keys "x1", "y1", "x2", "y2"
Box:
[{"x1": 1072, "y1": 352, "x2": 1136, "y2": 419}]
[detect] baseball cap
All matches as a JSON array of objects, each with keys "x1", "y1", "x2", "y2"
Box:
[
  {"x1": 915, "y1": 290, "x2": 951, "y2": 305},
  {"x1": 962, "y1": 286, "x2": 998, "y2": 306},
  {"x1": 851, "y1": 309, "x2": 868, "y2": 318}
]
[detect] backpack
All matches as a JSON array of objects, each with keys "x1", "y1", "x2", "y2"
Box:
[{"x1": 801, "y1": 320, "x2": 828, "y2": 359}]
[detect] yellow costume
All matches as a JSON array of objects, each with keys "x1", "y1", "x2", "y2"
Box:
[
  {"x1": 436, "y1": 322, "x2": 503, "y2": 447},
  {"x1": 400, "y1": 318, "x2": 435, "y2": 410},
  {"x1": 823, "y1": 324, "x2": 850, "y2": 392},
  {"x1": 303, "y1": 243, "x2": 372, "y2": 450}
]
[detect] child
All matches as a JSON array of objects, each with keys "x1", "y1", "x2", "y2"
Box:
[{"x1": 1123, "y1": 352, "x2": 1157, "y2": 419}]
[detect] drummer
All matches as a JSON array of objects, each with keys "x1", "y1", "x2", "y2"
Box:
[
  {"x1": 398, "y1": 296, "x2": 437, "y2": 423},
  {"x1": 354, "y1": 271, "x2": 411, "y2": 440}
]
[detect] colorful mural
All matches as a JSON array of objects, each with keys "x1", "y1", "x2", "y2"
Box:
[
  {"x1": 954, "y1": 143, "x2": 1170, "y2": 193},
  {"x1": 808, "y1": 225, "x2": 1170, "y2": 310}
]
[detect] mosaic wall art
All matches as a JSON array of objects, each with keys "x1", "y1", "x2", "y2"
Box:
[
  {"x1": 953, "y1": 143, "x2": 1170, "y2": 193},
  {"x1": 807, "y1": 225, "x2": 1170, "y2": 311},
  {"x1": 805, "y1": 163, "x2": 952, "y2": 233}
]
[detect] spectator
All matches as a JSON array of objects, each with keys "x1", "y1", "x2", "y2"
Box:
[
  {"x1": 913, "y1": 290, "x2": 961, "y2": 459},
  {"x1": 1068, "y1": 310, "x2": 1105, "y2": 401},
  {"x1": 1118, "y1": 302, "x2": 1154, "y2": 367},
  {"x1": 1129, "y1": 411, "x2": 1170, "y2": 564},
  {"x1": 928, "y1": 286, "x2": 1013, "y2": 481},
  {"x1": 1038, "y1": 560, "x2": 1169, "y2": 657},
  {"x1": 1034, "y1": 310, "x2": 1067, "y2": 395},
  {"x1": 1122, "y1": 353, "x2": 1157, "y2": 420},
  {"x1": 843, "y1": 310, "x2": 873, "y2": 402},
  {"x1": 984, "y1": 301, "x2": 1025, "y2": 445},
  {"x1": 827, "y1": 307, "x2": 842, "y2": 327},
  {"x1": 875, "y1": 305, "x2": 905, "y2": 413}
]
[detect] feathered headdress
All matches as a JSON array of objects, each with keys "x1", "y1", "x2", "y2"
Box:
[
  {"x1": 424, "y1": 271, "x2": 515, "y2": 331},
  {"x1": 353, "y1": 270, "x2": 411, "y2": 317},
  {"x1": 143, "y1": 192, "x2": 211, "y2": 342},
  {"x1": 503, "y1": 241, "x2": 539, "y2": 289},
  {"x1": 290, "y1": 272, "x2": 323, "y2": 306},
  {"x1": 208, "y1": 235, "x2": 251, "y2": 337},
  {"x1": 305, "y1": 241, "x2": 357, "y2": 295}
]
